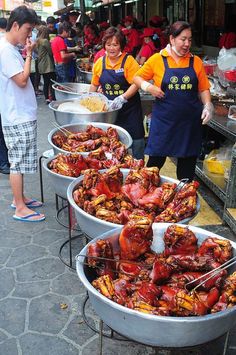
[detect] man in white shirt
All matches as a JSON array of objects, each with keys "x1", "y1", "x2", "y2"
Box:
[
  {"x1": 0, "y1": 17, "x2": 10, "y2": 174},
  {"x1": 0, "y1": 6, "x2": 45, "y2": 222}
]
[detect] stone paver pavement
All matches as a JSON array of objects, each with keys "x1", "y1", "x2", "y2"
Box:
[{"x1": 0, "y1": 96, "x2": 236, "y2": 355}]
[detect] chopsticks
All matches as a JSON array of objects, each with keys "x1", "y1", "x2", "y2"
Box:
[
  {"x1": 80, "y1": 261, "x2": 136, "y2": 277},
  {"x1": 77, "y1": 254, "x2": 152, "y2": 268},
  {"x1": 76, "y1": 254, "x2": 152, "y2": 277},
  {"x1": 51, "y1": 79, "x2": 75, "y2": 92},
  {"x1": 185, "y1": 255, "x2": 236, "y2": 291},
  {"x1": 77, "y1": 254, "x2": 236, "y2": 288},
  {"x1": 52, "y1": 122, "x2": 72, "y2": 137}
]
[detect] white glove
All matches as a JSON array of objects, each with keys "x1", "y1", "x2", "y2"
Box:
[
  {"x1": 109, "y1": 95, "x2": 128, "y2": 110},
  {"x1": 201, "y1": 102, "x2": 214, "y2": 125}
]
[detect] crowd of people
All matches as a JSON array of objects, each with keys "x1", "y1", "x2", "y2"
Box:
[{"x1": 0, "y1": 5, "x2": 215, "y2": 223}]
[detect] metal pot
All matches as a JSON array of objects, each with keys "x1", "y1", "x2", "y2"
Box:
[
  {"x1": 139, "y1": 89, "x2": 154, "y2": 102},
  {"x1": 48, "y1": 122, "x2": 133, "y2": 156},
  {"x1": 49, "y1": 99, "x2": 121, "y2": 126},
  {"x1": 78, "y1": 69, "x2": 93, "y2": 84},
  {"x1": 52, "y1": 83, "x2": 90, "y2": 101},
  {"x1": 42, "y1": 156, "x2": 82, "y2": 199},
  {"x1": 67, "y1": 169, "x2": 200, "y2": 238},
  {"x1": 76, "y1": 223, "x2": 236, "y2": 347}
]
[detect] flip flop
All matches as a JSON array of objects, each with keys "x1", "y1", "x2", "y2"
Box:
[
  {"x1": 13, "y1": 212, "x2": 45, "y2": 222},
  {"x1": 11, "y1": 199, "x2": 43, "y2": 209}
]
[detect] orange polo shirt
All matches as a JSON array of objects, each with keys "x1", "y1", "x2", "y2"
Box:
[
  {"x1": 135, "y1": 48, "x2": 210, "y2": 92},
  {"x1": 91, "y1": 52, "x2": 140, "y2": 87}
]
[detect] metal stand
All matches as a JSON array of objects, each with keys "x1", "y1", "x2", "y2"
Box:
[
  {"x1": 81, "y1": 294, "x2": 128, "y2": 341},
  {"x1": 38, "y1": 152, "x2": 86, "y2": 270},
  {"x1": 56, "y1": 195, "x2": 85, "y2": 270},
  {"x1": 39, "y1": 149, "x2": 54, "y2": 203},
  {"x1": 39, "y1": 155, "x2": 45, "y2": 203},
  {"x1": 223, "y1": 331, "x2": 230, "y2": 355},
  {"x1": 55, "y1": 196, "x2": 94, "y2": 269},
  {"x1": 81, "y1": 294, "x2": 230, "y2": 354}
]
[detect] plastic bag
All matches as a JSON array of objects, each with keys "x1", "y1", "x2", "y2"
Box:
[
  {"x1": 228, "y1": 105, "x2": 236, "y2": 120},
  {"x1": 203, "y1": 146, "x2": 232, "y2": 175},
  {"x1": 57, "y1": 101, "x2": 91, "y2": 113},
  {"x1": 217, "y1": 48, "x2": 236, "y2": 71},
  {"x1": 216, "y1": 48, "x2": 236, "y2": 86},
  {"x1": 203, "y1": 57, "x2": 217, "y2": 76}
]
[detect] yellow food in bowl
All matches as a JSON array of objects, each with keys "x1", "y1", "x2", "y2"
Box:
[{"x1": 79, "y1": 97, "x2": 108, "y2": 112}]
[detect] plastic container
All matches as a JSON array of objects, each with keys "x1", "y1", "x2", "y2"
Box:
[
  {"x1": 214, "y1": 102, "x2": 229, "y2": 117},
  {"x1": 204, "y1": 63, "x2": 217, "y2": 76},
  {"x1": 224, "y1": 70, "x2": 236, "y2": 82},
  {"x1": 228, "y1": 105, "x2": 236, "y2": 120},
  {"x1": 203, "y1": 149, "x2": 231, "y2": 175},
  {"x1": 203, "y1": 57, "x2": 217, "y2": 76}
]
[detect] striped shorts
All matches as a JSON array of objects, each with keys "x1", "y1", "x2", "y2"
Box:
[{"x1": 3, "y1": 121, "x2": 38, "y2": 174}]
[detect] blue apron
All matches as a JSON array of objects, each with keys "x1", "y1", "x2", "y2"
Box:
[
  {"x1": 145, "y1": 56, "x2": 203, "y2": 157},
  {"x1": 99, "y1": 54, "x2": 144, "y2": 139}
]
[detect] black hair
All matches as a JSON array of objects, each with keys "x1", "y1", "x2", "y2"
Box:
[
  {"x1": 102, "y1": 27, "x2": 126, "y2": 51},
  {"x1": 6, "y1": 5, "x2": 38, "y2": 31},
  {"x1": 75, "y1": 22, "x2": 83, "y2": 30},
  {"x1": 0, "y1": 17, "x2": 7, "y2": 30},
  {"x1": 46, "y1": 16, "x2": 56, "y2": 25},
  {"x1": 58, "y1": 21, "x2": 72, "y2": 35},
  {"x1": 61, "y1": 14, "x2": 69, "y2": 22},
  {"x1": 70, "y1": 28, "x2": 76, "y2": 38},
  {"x1": 168, "y1": 21, "x2": 191, "y2": 38}
]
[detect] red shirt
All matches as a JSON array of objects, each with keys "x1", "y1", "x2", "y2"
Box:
[
  {"x1": 124, "y1": 28, "x2": 140, "y2": 54},
  {"x1": 219, "y1": 32, "x2": 236, "y2": 49},
  {"x1": 94, "y1": 48, "x2": 106, "y2": 63},
  {"x1": 153, "y1": 28, "x2": 168, "y2": 49},
  {"x1": 139, "y1": 41, "x2": 156, "y2": 60},
  {"x1": 51, "y1": 36, "x2": 68, "y2": 64}
]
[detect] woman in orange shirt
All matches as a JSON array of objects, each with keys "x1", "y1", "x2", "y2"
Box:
[
  {"x1": 90, "y1": 27, "x2": 145, "y2": 159},
  {"x1": 134, "y1": 21, "x2": 213, "y2": 180}
]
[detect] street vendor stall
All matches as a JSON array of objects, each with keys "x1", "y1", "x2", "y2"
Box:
[{"x1": 195, "y1": 56, "x2": 236, "y2": 233}]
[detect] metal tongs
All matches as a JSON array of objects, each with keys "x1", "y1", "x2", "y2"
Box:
[
  {"x1": 50, "y1": 79, "x2": 75, "y2": 93},
  {"x1": 185, "y1": 255, "x2": 236, "y2": 292},
  {"x1": 76, "y1": 254, "x2": 152, "y2": 277},
  {"x1": 164, "y1": 178, "x2": 189, "y2": 205}
]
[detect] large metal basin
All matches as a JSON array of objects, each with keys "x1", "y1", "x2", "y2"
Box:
[
  {"x1": 42, "y1": 156, "x2": 83, "y2": 199},
  {"x1": 52, "y1": 82, "x2": 90, "y2": 101},
  {"x1": 76, "y1": 223, "x2": 236, "y2": 347},
  {"x1": 48, "y1": 122, "x2": 133, "y2": 156},
  {"x1": 49, "y1": 98, "x2": 121, "y2": 126},
  {"x1": 78, "y1": 69, "x2": 93, "y2": 84},
  {"x1": 67, "y1": 170, "x2": 200, "y2": 238}
]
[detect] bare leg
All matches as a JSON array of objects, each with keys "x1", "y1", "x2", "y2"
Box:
[{"x1": 10, "y1": 173, "x2": 44, "y2": 220}]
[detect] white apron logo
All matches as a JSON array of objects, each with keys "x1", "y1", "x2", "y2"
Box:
[
  {"x1": 170, "y1": 76, "x2": 178, "y2": 84},
  {"x1": 115, "y1": 69, "x2": 124, "y2": 73},
  {"x1": 182, "y1": 75, "x2": 190, "y2": 83}
]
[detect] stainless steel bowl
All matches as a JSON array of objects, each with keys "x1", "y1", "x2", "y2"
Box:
[
  {"x1": 76, "y1": 223, "x2": 236, "y2": 347},
  {"x1": 67, "y1": 169, "x2": 200, "y2": 238},
  {"x1": 139, "y1": 89, "x2": 154, "y2": 102},
  {"x1": 48, "y1": 122, "x2": 133, "y2": 156},
  {"x1": 42, "y1": 156, "x2": 82, "y2": 199},
  {"x1": 49, "y1": 99, "x2": 121, "y2": 126},
  {"x1": 52, "y1": 83, "x2": 90, "y2": 101},
  {"x1": 79, "y1": 69, "x2": 93, "y2": 84}
]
